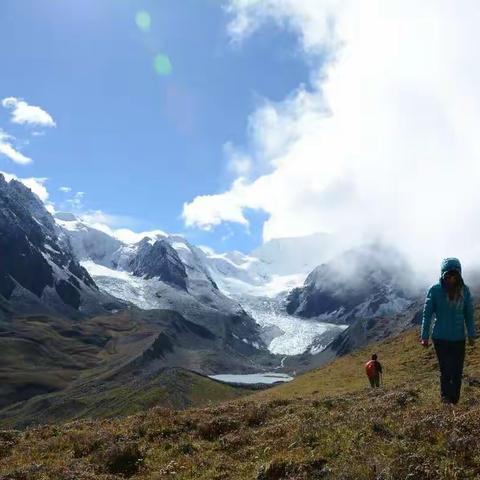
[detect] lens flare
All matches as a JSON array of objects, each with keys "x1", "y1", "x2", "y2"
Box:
[
  {"x1": 154, "y1": 54, "x2": 173, "y2": 76},
  {"x1": 135, "y1": 11, "x2": 151, "y2": 32}
]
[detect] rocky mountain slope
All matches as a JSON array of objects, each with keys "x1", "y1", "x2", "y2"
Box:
[{"x1": 0, "y1": 175, "x2": 121, "y2": 319}]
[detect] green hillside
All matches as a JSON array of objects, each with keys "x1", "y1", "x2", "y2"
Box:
[
  {"x1": 0, "y1": 311, "x2": 252, "y2": 429},
  {"x1": 0, "y1": 367, "x2": 250, "y2": 430},
  {"x1": 2, "y1": 310, "x2": 480, "y2": 479}
]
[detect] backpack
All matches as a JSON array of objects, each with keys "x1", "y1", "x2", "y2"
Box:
[{"x1": 365, "y1": 360, "x2": 377, "y2": 378}]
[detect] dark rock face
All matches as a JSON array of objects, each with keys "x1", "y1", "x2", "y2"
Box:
[
  {"x1": 286, "y1": 243, "x2": 417, "y2": 324},
  {"x1": 55, "y1": 280, "x2": 81, "y2": 310},
  {"x1": 129, "y1": 239, "x2": 188, "y2": 290},
  {"x1": 0, "y1": 174, "x2": 116, "y2": 317}
]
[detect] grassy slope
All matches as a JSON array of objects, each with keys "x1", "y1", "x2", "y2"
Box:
[
  {"x1": 0, "y1": 312, "x2": 153, "y2": 409},
  {"x1": 2, "y1": 309, "x2": 480, "y2": 479},
  {"x1": 0, "y1": 368, "x2": 249, "y2": 430},
  {"x1": 0, "y1": 310, "x2": 251, "y2": 428}
]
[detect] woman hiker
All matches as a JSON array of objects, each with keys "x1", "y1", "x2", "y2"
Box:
[{"x1": 421, "y1": 258, "x2": 476, "y2": 405}]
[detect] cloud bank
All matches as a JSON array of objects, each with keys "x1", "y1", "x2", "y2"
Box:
[{"x1": 183, "y1": 0, "x2": 480, "y2": 276}]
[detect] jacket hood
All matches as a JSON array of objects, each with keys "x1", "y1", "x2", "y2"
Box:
[{"x1": 440, "y1": 257, "x2": 462, "y2": 278}]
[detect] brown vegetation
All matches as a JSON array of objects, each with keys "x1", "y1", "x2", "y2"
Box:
[{"x1": 2, "y1": 314, "x2": 480, "y2": 479}]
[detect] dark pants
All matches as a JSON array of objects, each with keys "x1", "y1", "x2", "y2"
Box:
[
  {"x1": 433, "y1": 339, "x2": 466, "y2": 404},
  {"x1": 369, "y1": 374, "x2": 380, "y2": 388}
]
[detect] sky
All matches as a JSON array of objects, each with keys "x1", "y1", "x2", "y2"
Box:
[
  {"x1": 0, "y1": 0, "x2": 311, "y2": 252},
  {"x1": 3, "y1": 0, "x2": 480, "y2": 278}
]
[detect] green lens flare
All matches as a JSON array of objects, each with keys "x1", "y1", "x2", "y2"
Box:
[
  {"x1": 154, "y1": 54, "x2": 173, "y2": 76},
  {"x1": 135, "y1": 11, "x2": 151, "y2": 32}
]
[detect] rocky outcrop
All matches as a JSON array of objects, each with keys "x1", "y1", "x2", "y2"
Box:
[{"x1": 129, "y1": 239, "x2": 188, "y2": 290}]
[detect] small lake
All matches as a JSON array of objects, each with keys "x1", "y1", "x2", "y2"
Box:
[{"x1": 209, "y1": 373, "x2": 294, "y2": 385}]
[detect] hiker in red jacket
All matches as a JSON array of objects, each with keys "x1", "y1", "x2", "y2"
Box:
[{"x1": 365, "y1": 353, "x2": 383, "y2": 388}]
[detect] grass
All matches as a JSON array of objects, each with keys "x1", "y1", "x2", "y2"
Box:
[
  {"x1": 2, "y1": 311, "x2": 480, "y2": 478},
  {"x1": 0, "y1": 310, "x2": 254, "y2": 427},
  {"x1": 0, "y1": 368, "x2": 249, "y2": 429}
]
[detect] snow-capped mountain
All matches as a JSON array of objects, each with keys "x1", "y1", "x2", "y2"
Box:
[
  {"x1": 55, "y1": 212, "x2": 123, "y2": 268},
  {"x1": 0, "y1": 175, "x2": 121, "y2": 319},
  {"x1": 286, "y1": 243, "x2": 418, "y2": 325},
  {"x1": 199, "y1": 232, "x2": 345, "y2": 297}
]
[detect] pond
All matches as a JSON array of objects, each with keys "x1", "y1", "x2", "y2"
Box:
[{"x1": 209, "y1": 373, "x2": 293, "y2": 385}]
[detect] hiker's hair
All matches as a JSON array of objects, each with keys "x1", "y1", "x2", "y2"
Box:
[
  {"x1": 371, "y1": 353, "x2": 377, "y2": 360},
  {"x1": 441, "y1": 270, "x2": 464, "y2": 304}
]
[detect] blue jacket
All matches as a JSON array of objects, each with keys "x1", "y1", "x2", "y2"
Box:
[{"x1": 421, "y1": 258, "x2": 476, "y2": 341}]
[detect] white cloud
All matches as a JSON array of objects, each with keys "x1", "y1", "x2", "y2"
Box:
[
  {"x1": 67, "y1": 191, "x2": 85, "y2": 209},
  {"x1": 59, "y1": 186, "x2": 72, "y2": 193},
  {"x1": 0, "y1": 173, "x2": 167, "y2": 242},
  {"x1": 183, "y1": 177, "x2": 253, "y2": 229},
  {"x1": 2, "y1": 97, "x2": 56, "y2": 127},
  {"x1": 0, "y1": 142, "x2": 32, "y2": 165},
  {"x1": 226, "y1": 0, "x2": 339, "y2": 53},
  {"x1": 113, "y1": 228, "x2": 168, "y2": 244},
  {"x1": 79, "y1": 210, "x2": 128, "y2": 229},
  {"x1": 224, "y1": 142, "x2": 253, "y2": 177},
  {"x1": 0, "y1": 130, "x2": 32, "y2": 165},
  {"x1": 184, "y1": 0, "x2": 480, "y2": 275},
  {"x1": 77, "y1": 210, "x2": 168, "y2": 244}
]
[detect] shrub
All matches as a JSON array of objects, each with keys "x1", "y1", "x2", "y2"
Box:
[
  {"x1": 197, "y1": 417, "x2": 239, "y2": 441},
  {"x1": 256, "y1": 458, "x2": 328, "y2": 480},
  {"x1": 93, "y1": 441, "x2": 142, "y2": 477}
]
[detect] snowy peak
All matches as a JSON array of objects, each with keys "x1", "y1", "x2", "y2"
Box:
[
  {"x1": 56, "y1": 216, "x2": 123, "y2": 269},
  {"x1": 129, "y1": 238, "x2": 187, "y2": 289},
  {"x1": 55, "y1": 216, "x2": 219, "y2": 294}
]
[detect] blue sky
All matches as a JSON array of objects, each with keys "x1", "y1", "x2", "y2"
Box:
[{"x1": 0, "y1": 0, "x2": 311, "y2": 252}]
